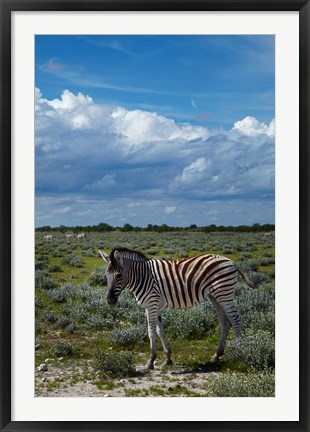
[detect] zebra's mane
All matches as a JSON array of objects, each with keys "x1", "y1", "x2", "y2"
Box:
[{"x1": 109, "y1": 248, "x2": 149, "y2": 268}]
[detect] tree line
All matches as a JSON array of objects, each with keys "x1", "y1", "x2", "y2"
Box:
[{"x1": 36, "y1": 222, "x2": 275, "y2": 234}]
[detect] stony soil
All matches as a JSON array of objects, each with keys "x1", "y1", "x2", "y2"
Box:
[{"x1": 35, "y1": 360, "x2": 220, "y2": 397}]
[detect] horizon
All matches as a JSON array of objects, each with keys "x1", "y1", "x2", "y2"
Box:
[{"x1": 36, "y1": 221, "x2": 275, "y2": 230}]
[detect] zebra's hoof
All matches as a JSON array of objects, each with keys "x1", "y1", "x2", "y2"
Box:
[
  {"x1": 210, "y1": 354, "x2": 220, "y2": 363},
  {"x1": 162, "y1": 359, "x2": 173, "y2": 367},
  {"x1": 145, "y1": 361, "x2": 154, "y2": 370}
]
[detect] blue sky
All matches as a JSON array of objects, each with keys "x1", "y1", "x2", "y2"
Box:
[{"x1": 35, "y1": 35, "x2": 275, "y2": 228}]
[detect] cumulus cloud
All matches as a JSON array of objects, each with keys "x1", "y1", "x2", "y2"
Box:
[
  {"x1": 35, "y1": 88, "x2": 275, "y2": 226},
  {"x1": 46, "y1": 89, "x2": 93, "y2": 110},
  {"x1": 110, "y1": 106, "x2": 209, "y2": 151},
  {"x1": 232, "y1": 116, "x2": 275, "y2": 137}
]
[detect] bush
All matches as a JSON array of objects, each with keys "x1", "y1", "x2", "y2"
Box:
[
  {"x1": 210, "y1": 369, "x2": 275, "y2": 397},
  {"x1": 54, "y1": 341, "x2": 74, "y2": 357},
  {"x1": 61, "y1": 253, "x2": 85, "y2": 268},
  {"x1": 35, "y1": 260, "x2": 48, "y2": 271},
  {"x1": 47, "y1": 287, "x2": 67, "y2": 303},
  {"x1": 228, "y1": 329, "x2": 275, "y2": 369},
  {"x1": 82, "y1": 248, "x2": 96, "y2": 257},
  {"x1": 162, "y1": 303, "x2": 216, "y2": 340},
  {"x1": 35, "y1": 270, "x2": 59, "y2": 290},
  {"x1": 87, "y1": 266, "x2": 107, "y2": 287},
  {"x1": 239, "y1": 259, "x2": 260, "y2": 272},
  {"x1": 57, "y1": 316, "x2": 73, "y2": 328},
  {"x1": 93, "y1": 350, "x2": 137, "y2": 377},
  {"x1": 111, "y1": 325, "x2": 148, "y2": 348},
  {"x1": 49, "y1": 265, "x2": 63, "y2": 273},
  {"x1": 41, "y1": 309, "x2": 57, "y2": 323},
  {"x1": 85, "y1": 314, "x2": 116, "y2": 330}
]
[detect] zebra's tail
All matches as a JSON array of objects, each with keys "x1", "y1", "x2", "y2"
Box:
[{"x1": 237, "y1": 268, "x2": 258, "y2": 289}]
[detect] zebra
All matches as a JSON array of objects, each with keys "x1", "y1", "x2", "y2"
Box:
[
  {"x1": 99, "y1": 248, "x2": 256, "y2": 369},
  {"x1": 76, "y1": 233, "x2": 86, "y2": 240},
  {"x1": 43, "y1": 234, "x2": 53, "y2": 241}
]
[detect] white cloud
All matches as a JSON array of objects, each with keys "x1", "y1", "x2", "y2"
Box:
[
  {"x1": 54, "y1": 206, "x2": 71, "y2": 214},
  {"x1": 173, "y1": 157, "x2": 209, "y2": 186},
  {"x1": 110, "y1": 106, "x2": 209, "y2": 150},
  {"x1": 84, "y1": 174, "x2": 116, "y2": 191},
  {"x1": 35, "y1": 88, "x2": 275, "y2": 224},
  {"x1": 46, "y1": 89, "x2": 93, "y2": 110},
  {"x1": 164, "y1": 206, "x2": 176, "y2": 214},
  {"x1": 232, "y1": 116, "x2": 275, "y2": 137}
]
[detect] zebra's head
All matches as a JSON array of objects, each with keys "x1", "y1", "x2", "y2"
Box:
[
  {"x1": 99, "y1": 248, "x2": 148, "y2": 307},
  {"x1": 100, "y1": 248, "x2": 132, "y2": 307}
]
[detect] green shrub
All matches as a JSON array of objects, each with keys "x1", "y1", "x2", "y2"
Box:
[
  {"x1": 111, "y1": 324, "x2": 147, "y2": 348},
  {"x1": 41, "y1": 309, "x2": 57, "y2": 323},
  {"x1": 240, "y1": 259, "x2": 260, "y2": 272},
  {"x1": 47, "y1": 287, "x2": 67, "y2": 303},
  {"x1": 57, "y1": 316, "x2": 73, "y2": 328},
  {"x1": 35, "y1": 260, "x2": 48, "y2": 271},
  {"x1": 87, "y1": 266, "x2": 107, "y2": 286},
  {"x1": 210, "y1": 369, "x2": 275, "y2": 397},
  {"x1": 35, "y1": 270, "x2": 59, "y2": 290},
  {"x1": 54, "y1": 341, "x2": 74, "y2": 357},
  {"x1": 85, "y1": 314, "x2": 116, "y2": 330},
  {"x1": 49, "y1": 265, "x2": 63, "y2": 272},
  {"x1": 162, "y1": 303, "x2": 216, "y2": 340},
  {"x1": 66, "y1": 323, "x2": 76, "y2": 333},
  {"x1": 61, "y1": 253, "x2": 85, "y2": 268},
  {"x1": 82, "y1": 248, "x2": 96, "y2": 257},
  {"x1": 228, "y1": 329, "x2": 275, "y2": 369},
  {"x1": 93, "y1": 350, "x2": 137, "y2": 377}
]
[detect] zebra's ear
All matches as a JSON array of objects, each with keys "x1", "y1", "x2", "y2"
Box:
[
  {"x1": 113, "y1": 250, "x2": 124, "y2": 267},
  {"x1": 99, "y1": 250, "x2": 110, "y2": 263}
]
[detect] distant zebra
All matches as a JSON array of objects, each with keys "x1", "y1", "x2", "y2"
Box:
[
  {"x1": 43, "y1": 234, "x2": 53, "y2": 241},
  {"x1": 76, "y1": 233, "x2": 86, "y2": 240},
  {"x1": 99, "y1": 248, "x2": 256, "y2": 369},
  {"x1": 264, "y1": 232, "x2": 272, "y2": 237},
  {"x1": 65, "y1": 234, "x2": 74, "y2": 241}
]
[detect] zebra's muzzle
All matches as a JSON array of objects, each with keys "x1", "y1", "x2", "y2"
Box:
[{"x1": 107, "y1": 295, "x2": 117, "y2": 307}]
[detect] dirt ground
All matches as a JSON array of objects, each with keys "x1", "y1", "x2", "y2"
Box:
[{"x1": 35, "y1": 360, "x2": 220, "y2": 397}]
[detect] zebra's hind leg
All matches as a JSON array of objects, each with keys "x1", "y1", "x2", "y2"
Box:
[
  {"x1": 208, "y1": 295, "x2": 231, "y2": 362},
  {"x1": 219, "y1": 300, "x2": 242, "y2": 341},
  {"x1": 145, "y1": 307, "x2": 158, "y2": 369},
  {"x1": 156, "y1": 315, "x2": 173, "y2": 367}
]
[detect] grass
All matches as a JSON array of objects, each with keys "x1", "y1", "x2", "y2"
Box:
[{"x1": 35, "y1": 230, "x2": 275, "y2": 396}]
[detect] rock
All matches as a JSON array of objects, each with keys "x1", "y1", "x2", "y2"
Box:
[
  {"x1": 103, "y1": 394, "x2": 110, "y2": 397},
  {"x1": 37, "y1": 363, "x2": 48, "y2": 372}
]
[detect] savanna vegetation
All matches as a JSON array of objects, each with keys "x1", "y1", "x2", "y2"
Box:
[{"x1": 35, "y1": 229, "x2": 275, "y2": 397}]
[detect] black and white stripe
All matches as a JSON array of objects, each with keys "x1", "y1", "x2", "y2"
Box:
[{"x1": 100, "y1": 248, "x2": 256, "y2": 369}]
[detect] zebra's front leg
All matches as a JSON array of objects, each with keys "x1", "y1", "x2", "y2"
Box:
[
  {"x1": 145, "y1": 307, "x2": 158, "y2": 369},
  {"x1": 156, "y1": 315, "x2": 173, "y2": 367}
]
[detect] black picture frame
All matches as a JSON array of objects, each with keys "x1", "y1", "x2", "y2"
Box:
[{"x1": 1, "y1": 1, "x2": 309, "y2": 431}]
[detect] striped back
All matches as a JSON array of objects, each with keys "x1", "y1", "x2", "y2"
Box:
[
  {"x1": 106, "y1": 249, "x2": 239, "y2": 310},
  {"x1": 148, "y1": 254, "x2": 238, "y2": 309}
]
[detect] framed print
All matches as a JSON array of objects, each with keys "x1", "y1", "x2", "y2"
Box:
[{"x1": 1, "y1": 0, "x2": 309, "y2": 431}]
